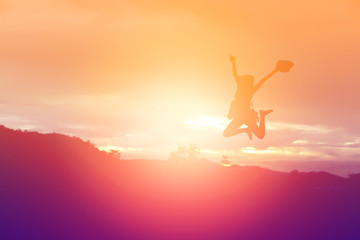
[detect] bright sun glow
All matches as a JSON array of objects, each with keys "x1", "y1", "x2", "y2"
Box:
[{"x1": 184, "y1": 116, "x2": 227, "y2": 130}]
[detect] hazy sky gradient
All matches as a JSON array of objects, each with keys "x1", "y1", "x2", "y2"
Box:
[{"x1": 0, "y1": 0, "x2": 359, "y2": 175}]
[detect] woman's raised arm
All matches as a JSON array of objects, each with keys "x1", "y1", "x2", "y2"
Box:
[
  {"x1": 253, "y1": 69, "x2": 278, "y2": 93},
  {"x1": 230, "y1": 55, "x2": 239, "y2": 80}
]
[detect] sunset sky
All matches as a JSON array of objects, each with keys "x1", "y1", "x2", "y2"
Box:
[{"x1": 0, "y1": 0, "x2": 359, "y2": 175}]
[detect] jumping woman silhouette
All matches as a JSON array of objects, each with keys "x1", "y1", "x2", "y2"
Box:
[{"x1": 223, "y1": 56, "x2": 293, "y2": 140}]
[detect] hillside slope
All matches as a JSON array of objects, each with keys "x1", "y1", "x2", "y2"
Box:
[{"x1": 0, "y1": 126, "x2": 360, "y2": 240}]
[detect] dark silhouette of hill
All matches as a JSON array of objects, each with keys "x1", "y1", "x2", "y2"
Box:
[{"x1": 1, "y1": 125, "x2": 360, "y2": 240}]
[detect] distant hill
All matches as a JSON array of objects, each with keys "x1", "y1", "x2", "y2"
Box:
[{"x1": 0, "y1": 125, "x2": 360, "y2": 240}]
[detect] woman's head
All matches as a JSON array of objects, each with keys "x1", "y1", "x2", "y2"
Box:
[{"x1": 241, "y1": 75, "x2": 254, "y2": 86}]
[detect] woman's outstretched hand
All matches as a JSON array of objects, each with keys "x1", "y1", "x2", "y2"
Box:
[{"x1": 229, "y1": 55, "x2": 235, "y2": 63}]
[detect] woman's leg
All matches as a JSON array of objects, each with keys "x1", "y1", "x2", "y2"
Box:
[
  {"x1": 223, "y1": 119, "x2": 252, "y2": 139},
  {"x1": 247, "y1": 110, "x2": 273, "y2": 139}
]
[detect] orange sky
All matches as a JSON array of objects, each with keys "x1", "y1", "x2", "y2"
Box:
[{"x1": 0, "y1": 0, "x2": 359, "y2": 175}]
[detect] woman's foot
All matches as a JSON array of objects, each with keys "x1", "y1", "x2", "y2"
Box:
[
  {"x1": 246, "y1": 128, "x2": 253, "y2": 140},
  {"x1": 260, "y1": 109, "x2": 273, "y2": 119}
]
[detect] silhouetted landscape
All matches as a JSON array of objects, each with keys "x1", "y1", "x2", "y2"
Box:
[{"x1": 1, "y1": 125, "x2": 360, "y2": 240}]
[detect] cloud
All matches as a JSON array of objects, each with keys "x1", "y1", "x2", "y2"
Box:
[
  {"x1": 267, "y1": 122, "x2": 338, "y2": 133},
  {"x1": 343, "y1": 138, "x2": 360, "y2": 148}
]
